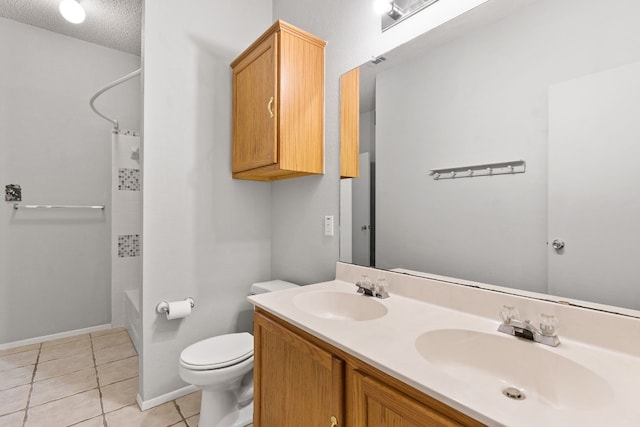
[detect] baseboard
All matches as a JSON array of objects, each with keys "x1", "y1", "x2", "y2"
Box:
[
  {"x1": 0, "y1": 323, "x2": 112, "y2": 350},
  {"x1": 136, "y1": 384, "x2": 199, "y2": 411}
]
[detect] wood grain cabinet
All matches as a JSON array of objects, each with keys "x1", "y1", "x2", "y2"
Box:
[
  {"x1": 230, "y1": 20, "x2": 326, "y2": 181},
  {"x1": 253, "y1": 308, "x2": 485, "y2": 427},
  {"x1": 340, "y1": 67, "x2": 360, "y2": 179},
  {"x1": 253, "y1": 310, "x2": 344, "y2": 427}
]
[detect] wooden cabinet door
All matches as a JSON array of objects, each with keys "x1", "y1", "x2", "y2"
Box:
[
  {"x1": 254, "y1": 312, "x2": 344, "y2": 427},
  {"x1": 232, "y1": 33, "x2": 278, "y2": 173},
  {"x1": 351, "y1": 371, "x2": 469, "y2": 427}
]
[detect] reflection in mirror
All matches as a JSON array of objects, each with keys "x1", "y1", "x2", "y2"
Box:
[{"x1": 340, "y1": 0, "x2": 640, "y2": 312}]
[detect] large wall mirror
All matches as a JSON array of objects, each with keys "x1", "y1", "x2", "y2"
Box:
[{"x1": 339, "y1": 0, "x2": 640, "y2": 313}]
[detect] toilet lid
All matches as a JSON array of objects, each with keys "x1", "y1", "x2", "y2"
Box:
[{"x1": 180, "y1": 332, "x2": 253, "y2": 370}]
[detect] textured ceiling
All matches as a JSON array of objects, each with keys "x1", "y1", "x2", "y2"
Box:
[{"x1": 0, "y1": 0, "x2": 141, "y2": 55}]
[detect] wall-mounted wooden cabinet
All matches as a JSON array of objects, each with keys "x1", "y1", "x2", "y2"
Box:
[
  {"x1": 341, "y1": 67, "x2": 360, "y2": 179},
  {"x1": 254, "y1": 308, "x2": 485, "y2": 427},
  {"x1": 230, "y1": 20, "x2": 326, "y2": 181}
]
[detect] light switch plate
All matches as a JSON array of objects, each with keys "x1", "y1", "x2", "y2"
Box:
[{"x1": 324, "y1": 215, "x2": 334, "y2": 236}]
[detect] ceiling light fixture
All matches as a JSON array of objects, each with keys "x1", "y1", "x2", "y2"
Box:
[{"x1": 59, "y1": 0, "x2": 86, "y2": 24}]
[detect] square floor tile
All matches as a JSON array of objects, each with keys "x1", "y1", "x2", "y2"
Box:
[
  {"x1": 0, "y1": 385, "x2": 30, "y2": 416},
  {"x1": 25, "y1": 389, "x2": 102, "y2": 427},
  {"x1": 41, "y1": 334, "x2": 88, "y2": 348},
  {"x1": 175, "y1": 390, "x2": 201, "y2": 418},
  {"x1": 0, "y1": 410, "x2": 25, "y2": 427},
  {"x1": 0, "y1": 365, "x2": 34, "y2": 391},
  {"x1": 94, "y1": 341, "x2": 137, "y2": 366},
  {"x1": 101, "y1": 377, "x2": 138, "y2": 413},
  {"x1": 186, "y1": 414, "x2": 199, "y2": 427},
  {"x1": 30, "y1": 367, "x2": 97, "y2": 407},
  {"x1": 34, "y1": 352, "x2": 94, "y2": 382},
  {"x1": 92, "y1": 331, "x2": 131, "y2": 350},
  {"x1": 0, "y1": 343, "x2": 40, "y2": 357},
  {"x1": 97, "y1": 356, "x2": 138, "y2": 386},
  {"x1": 105, "y1": 402, "x2": 182, "y2": 427},
  {"x1": 71, "y1": 415, "x2": 105, "y2": 426},
  {"x1": 0, "y1": 349, "x2": 39, "y2": 372},
  {"x1": 39, "y1": 338, "x2": 91, "y2": 363},
  {"x1": 90, "y1": 327, "x2": 126, "y2": 338}
]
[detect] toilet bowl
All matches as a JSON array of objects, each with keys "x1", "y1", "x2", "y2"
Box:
[{"x1": 178, "y1": 280, "x2": 298, "y2": 427}]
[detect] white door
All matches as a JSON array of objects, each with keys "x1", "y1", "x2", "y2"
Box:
[
  {"x1": 548, "y1": 61, "x2": 640, "y2": 309},
  {"x1": 353, "y1": 152, "x2": 371, "y2": 266}
]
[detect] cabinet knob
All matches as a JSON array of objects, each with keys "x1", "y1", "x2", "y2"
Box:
[
  {"x1": 267, "y1": 96, "x2": 274, "y2": 118},
  {"x1": 330, "y1": 415, "x2": 338, "y2": 427}
]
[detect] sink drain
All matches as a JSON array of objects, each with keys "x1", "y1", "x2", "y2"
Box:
[{"x1": 502, "y1": 386, "x2": 526, "y2": 400}]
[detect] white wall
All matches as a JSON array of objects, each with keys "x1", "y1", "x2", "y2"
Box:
[
  {"x1": 142, "y1": 0, "x2": 273, "y2": 401},
  {"x1": 375, "y1": 0, "x2": 640, "y2": 292},
  {"x1": 270, "y1": 0, "x2": 490, "y2": 284},
  {"x1": 0, "y1": 17, "x2": 140, "y2": 344}
]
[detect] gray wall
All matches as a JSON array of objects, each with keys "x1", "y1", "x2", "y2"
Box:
[
  {"x1": 375, "y1": 0, "x2": 640, "y2": 292},
  {"x1": 142, "y1": 0, "x2": 273, "y2": 402},
  {"x1": 0, "y1": 17, "x2": 140, "y2": 344}
]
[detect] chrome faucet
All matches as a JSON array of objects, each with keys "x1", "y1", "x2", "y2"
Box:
[
  {"x1": 355, "y1": 276, "x2": 390, "y2": 299},
  {"x1": 497, "y1": 306, "x2": 560, "y2": 347}
]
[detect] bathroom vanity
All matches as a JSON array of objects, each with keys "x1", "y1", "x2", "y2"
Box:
[
  {"x1": 253, "y1": 307, "x2": 482, "y2": 426},
  {"x1": 249, "y1": 263, "x2": 640, "y2": 427}
]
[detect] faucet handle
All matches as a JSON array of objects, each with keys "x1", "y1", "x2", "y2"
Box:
[
  {"x1": 357, "y1": 275, "x2": 371, "y2": 287},
  {"x1": 539, "y1": 313, "x2": 559, "y2": 336},
  {"x1": 375, "y1": 278, "x2": 390, "y2": 298},
  {"x1": 499, "y1": 305, "x2": 520, "y2": 324}
]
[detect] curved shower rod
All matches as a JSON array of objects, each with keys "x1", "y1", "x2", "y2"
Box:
[{"x1": 89, "y1": 68, "x2": 141, "y2": 131}]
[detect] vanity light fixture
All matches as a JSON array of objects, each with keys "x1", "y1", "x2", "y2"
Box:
[
  {"x1": 59, "y1": 0, "x2": 86, "y2": 24},
  {"x1": 377, "y1": 0, "x2": 441, "y2": 31},
  {"x1": 374, "y1": 0, "x2": 405, "y2": 20}
]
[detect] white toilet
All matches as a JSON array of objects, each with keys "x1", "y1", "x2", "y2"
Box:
[{"x1": 178, "y1": 280, "x2": 298, "y2": 427}]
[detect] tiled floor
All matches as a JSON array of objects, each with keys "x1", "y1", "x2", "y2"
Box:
[{"x1": 0, "y1": 328, "x2": 202, "y2": 427}]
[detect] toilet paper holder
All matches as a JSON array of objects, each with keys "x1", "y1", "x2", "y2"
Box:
[{"x1": 156, "y1": 297, "x2": 195, "y2": 315}]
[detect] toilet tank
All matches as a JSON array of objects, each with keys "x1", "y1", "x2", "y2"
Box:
[{"x1": 249, "y1": 280, "x2": 299, "y2": 295}]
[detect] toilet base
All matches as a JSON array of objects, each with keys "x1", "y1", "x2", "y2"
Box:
[
  {"x1": 199, "y1": 388, "x2": 253, "y2": 427},
  {"x1": 215, "y1": 401, "x2": 253, "y2": 427}
]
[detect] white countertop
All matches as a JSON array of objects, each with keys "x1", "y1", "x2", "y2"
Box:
[{"x1": 249, "y1": 279, "x2": 640, "y2": 427}]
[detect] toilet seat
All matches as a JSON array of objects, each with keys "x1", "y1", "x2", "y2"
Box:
[{"x1": 180, "y1": 332, "x2": 253, "y2": 371}]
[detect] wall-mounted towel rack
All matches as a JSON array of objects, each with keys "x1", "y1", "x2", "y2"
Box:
[
  {"x1": 429, "y1": 160, "x2": 526, "y2": 180},
  {"x1": 13, "y1": 204, "x2": 105, "y2": 210}
]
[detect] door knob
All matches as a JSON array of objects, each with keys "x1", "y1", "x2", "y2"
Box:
[
  {"x1": 551, "y1": 239, "x2": 565, "y2": 250},
  {"x1": 330, "y1": 416, "x2": 338, "y2": 427}
]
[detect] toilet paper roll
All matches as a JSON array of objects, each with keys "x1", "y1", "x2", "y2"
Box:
[{"x1": 165, "y1": 300, "x2": 192, "y2": 320}]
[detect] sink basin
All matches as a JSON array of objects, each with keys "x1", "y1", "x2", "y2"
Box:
[
  {"x1": 415, "y1": 329, "x2": 613, "y2": 410},
  {"x1": 293, "y1": 291, "x2": 388, "y2": 321}
]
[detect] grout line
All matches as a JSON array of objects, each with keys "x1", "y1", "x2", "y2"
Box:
[
  {"x1": 21, "y1": 342, "x2": 42, "y2": 427},
  {"x1": 89, "y1": 331, "x2": 108, "y2": 427},
  {"x1": 173, "y1": 399, "x2": 188, "y2": 425}
]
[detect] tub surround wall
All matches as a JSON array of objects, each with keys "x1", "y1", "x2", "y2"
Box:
[
  {"x1": 142, "y1": 0, "x2": 273, "y2": 404},
  {"x1": 111, "y1": 131, "x2": 142, "y2": 354},
  {"x1": 0, "y1": 17, "x2": 140, "y2": 345}
]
